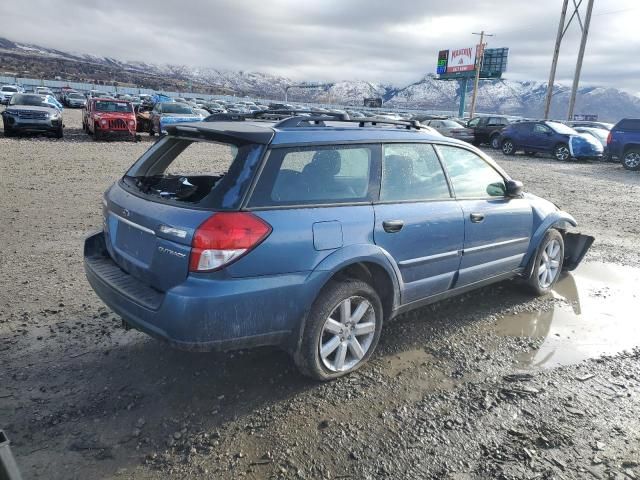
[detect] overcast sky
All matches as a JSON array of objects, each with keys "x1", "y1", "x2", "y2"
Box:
[{"x1": 1, "y1": 0, "x2": 639, "y2": 90}]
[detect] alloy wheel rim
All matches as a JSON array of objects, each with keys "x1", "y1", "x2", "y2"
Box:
[
  {"x1": 624, "y1": 152, "x2": 640, "y2": 168},
  {"x1": 538, "y1": 239, "x2": 561, "y2": 288},
  {"x1": 319, "y1": 296, "x2": 376, "y2": 372},
  {"x1": 556, "y1": 146, "x2": 569, "y2": 160},
  {"x1": 503, "y1": 142, "x2": 513, "y2": 154}
]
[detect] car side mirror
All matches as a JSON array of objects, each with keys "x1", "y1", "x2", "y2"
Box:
[{"x1": 505, "y1": 179, "x2": 523, "y2": 197}]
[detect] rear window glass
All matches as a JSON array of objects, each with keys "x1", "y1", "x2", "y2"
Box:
[
  {"x1": 249, "y1": 145, "x2": 374, "y2": 207},
  {"x1": 122, "y1": 137, "x2": 264, "y2": 210},
  {"x1": 616, "y1": 119, "x2": 640, "y2": 131}
]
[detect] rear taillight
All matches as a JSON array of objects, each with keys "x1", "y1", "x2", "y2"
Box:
[
  {"x1": 606, "y1": 132, "x2": 612, "y2": 144},
  {"x1": 189, "y1": 212, "x2": 271, "y2": 272}
]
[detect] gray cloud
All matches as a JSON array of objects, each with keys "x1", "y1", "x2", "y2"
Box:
[{"x1": 0, "y1": 0, "x2": 638, "y2": 91}]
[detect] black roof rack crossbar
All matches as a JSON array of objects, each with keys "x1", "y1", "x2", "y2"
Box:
[
  {"x1": 252, "y1": 109, "x2": 349, "y2": 120},
  {"x1": 356, "y1": 118, "x2": 424, "y2": 130},
  {"x1": 203, "y1": 110, "x2": 425, "y2": 131}
]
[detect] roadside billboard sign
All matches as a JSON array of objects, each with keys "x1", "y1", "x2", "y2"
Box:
[{"x1": 446, "y1": 46, "x2": 477, "y2": 73}]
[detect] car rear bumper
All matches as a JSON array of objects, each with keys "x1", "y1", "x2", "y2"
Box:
[{"x1": 84, "y1": 231, "x2": 310, "y2": 352}]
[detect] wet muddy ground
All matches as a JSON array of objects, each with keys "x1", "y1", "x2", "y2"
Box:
[{"x1": 1, "y1": 109, "x2": 639, "y2": 479}]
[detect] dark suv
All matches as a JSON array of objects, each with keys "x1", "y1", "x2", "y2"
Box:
[
  {"x1": 466, "y1": 116, "x2": 514, "y2": 148},
  {"x1": 606, "y1": 118, "x2": 640, "y2": 170},
  {"x1": 84, "y1": 113, "x2": 593, "y2": 380}
]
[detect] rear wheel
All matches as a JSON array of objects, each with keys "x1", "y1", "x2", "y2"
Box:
[
  {"x1": 526, "y1": 229, "x2": 564, "y2": 296},
  {"x1": 490, "y1": 134, "x2": 501, "y2": 149},
  {"x1": 295, "y1": 279, "x2": 383, "y2": 381},
  {"x1": 501, "y1": 139, "x2": 515, "y2": 155},
  {"x1": 554, "y1": 143, "x2": 571, "y2": 161},
  {"x1": 622, "y1": 148, "x2": 640, "y2": 171}
]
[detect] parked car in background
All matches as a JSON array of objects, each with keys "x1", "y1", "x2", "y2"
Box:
[
  {"x1": 606, "y1": 118, "x2": 640, "y2": 170},
  {"x1": 568, "y1": 120, "x2": 614, "y2": 131},
  {"x1": 0, "y1": 85, "x2": 24, "y2": 105},
  {"x1": 2, "y1": 93, "x2": 63, "y2": 138},
  {"x1": 83, "y1": 98, "x2": 136, "y2": 141},
  {"x1": 35, "y1": 87, "x2": 54, "y2": 96},
  {"x1": 572, "y1": 127, "x2": 609, "y2": 151},
  {"x1": 500, "y1": 121, "x2": 603, "y2": 161},
  {"x1": 84, "y1": 114, "x2": 593, "y2": 380},
  {"x1": 467, "y1": 116, "x2": 516, "y2": 148},
  {"x1": 64, "y1": 92, "x2": 86, "y2": 108},
  {"x1": 148, "y1": 102, "x2": 202, "y2": 135},
  {"x1": 422, "y1": 118, "x2": 474, "y2": 142}
]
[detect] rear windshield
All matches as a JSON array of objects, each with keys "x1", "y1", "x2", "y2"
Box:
[
  {"x1": 121, "y1": 136, "x2": 264, "y2": 210},
  {"x1": 616, "y1": 119, "x2": 640, "y2": 131}
]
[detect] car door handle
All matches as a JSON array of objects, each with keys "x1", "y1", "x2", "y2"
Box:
[
  {"x1": 382, "y1": 220, "x2": 404, "y2": 233},
  {"x1": 470, "y1": 213, "x2": 485, "y2": 223}
]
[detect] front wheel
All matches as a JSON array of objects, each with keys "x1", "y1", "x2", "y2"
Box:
[
  {"x1": 55, "y1": 127, "x2": 63, "y2": 139},
  {"x1": 502, "y1": 139, "x2": 515, "y2": 155},
  {"x1": 295, "y1": 279, "x2": 383, "y2": 381},
  {"x1": 622, "y1": 148, "x2": 640, "y2": 171},
  {"x1": 526, "y1": 229, "x2": 564, "y2": 296},
  {"x1": 554, "y1": 143, "x2": 571, "y2": 161}
]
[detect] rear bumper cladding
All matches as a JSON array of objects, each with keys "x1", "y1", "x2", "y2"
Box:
[
  {"x1": 563, "y1": 232, "x2": 595, "y2": 271},
  {"x1": 84, "y1": 231, "x2": 303, "y2": 352}
]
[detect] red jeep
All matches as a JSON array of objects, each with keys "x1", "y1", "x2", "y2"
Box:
[{"x1": 83, "y1": 98, "x2": 136, "y2": 140}]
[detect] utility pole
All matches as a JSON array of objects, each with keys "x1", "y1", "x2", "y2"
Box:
[
  {"x1": 469, "y1": 31, "x2": 493, "y2": 119},
  {"x1": 567, "y1": 0, "x2": 595, "y2": 120},
  {"x1": 544, "y1": 0, "x2": 569, "y2": 119}
]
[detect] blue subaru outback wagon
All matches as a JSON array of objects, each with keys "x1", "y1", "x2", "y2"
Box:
[{"x1": 84, "y1": 112, "x2": 594, "y2": 380}]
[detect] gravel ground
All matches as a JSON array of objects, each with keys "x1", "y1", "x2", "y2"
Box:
[{"x1": 1, "y1": 108, "x2": 639, "y2": 479}]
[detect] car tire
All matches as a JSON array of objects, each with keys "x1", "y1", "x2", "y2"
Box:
[
  {"x1": 501, "y1": 139, "x2": 515, "y2": 155},
  {"x1": 490, "y1": 134, "x2": 501, "y2": 149},
  {"x1": 622, "y1": 148, "x2": 640, "y2": 171},
  {"x1": 526, "y1": 229, "x2": 564, "y2": 296},
  {"x1": 93, "y1": 129, "x2": 101, "y2": 141},
  {"x1": 3, "y1": 125, "x2": 13, "y2": 137},
  {"x1": 295, "y1": 279, "x2": 383, "y2": 381},
  {"x1": 554, "y1": 143, "x2": 571, "y2": 161},
  {"x1": 55, "y1": 127, "x2": 63, "y2": 139}
]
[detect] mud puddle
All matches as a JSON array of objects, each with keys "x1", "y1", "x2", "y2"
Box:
[{"x1": 494, "y1": 262, "x2": 640, "y2": 368}]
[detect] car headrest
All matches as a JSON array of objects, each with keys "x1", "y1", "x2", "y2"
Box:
[
  {"x1": 384, "y1": 155, "x2": 414, "y2": 180},
  {"x1": 304, "y1": 149, "x2": 342, "y2": 177}
]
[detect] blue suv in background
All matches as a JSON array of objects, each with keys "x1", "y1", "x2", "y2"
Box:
[
  {"x1": 606, "y1": 118, "x2": 640, "y2": 170},
  {"x1": 500, "y1": 120, "x2": 603, "y2": 161},
  {"x1": 84, "y1": 112, "x2": 594, "y2": 380}
]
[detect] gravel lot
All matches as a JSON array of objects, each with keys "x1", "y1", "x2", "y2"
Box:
[{"x1": 1, "y1": 108, "x2": 639, "y2": 479}]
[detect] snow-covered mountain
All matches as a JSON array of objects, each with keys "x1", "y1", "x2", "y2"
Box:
[{"x1": 1, "y1": 37, "x2": 639, "y2": 121}]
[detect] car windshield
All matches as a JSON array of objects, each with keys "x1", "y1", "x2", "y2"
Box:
[
  {"x1": 2, "y1": 86, "x2": 18, "y2": 92},
  {"x1": 95, "y1": 101, "x2": 132, "y2": 113},
  {"x1": 9, "y1": 94, "x2": 48, "y2": 107},
  {"x1": 68, "y1": 93, "x2": 84, "y2": 99},
  {"x1": 161, "y1": 103, "x2": 193, "y2": 114},
  {"x1": 547, "y1": 121, "x2": 577, "y2": 135}
]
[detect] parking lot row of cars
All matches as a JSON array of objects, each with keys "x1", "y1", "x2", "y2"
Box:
[{"x1": 1, "y1": 82, "x2": 639, "y2": 170}]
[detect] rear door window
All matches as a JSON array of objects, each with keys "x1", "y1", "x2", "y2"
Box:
[
  {"x1": 249, "y1": 145, "x2": 376, "y2": 207},
  {"x1": 380, "y1": 143, "x2": 451, "y2": 202}
]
